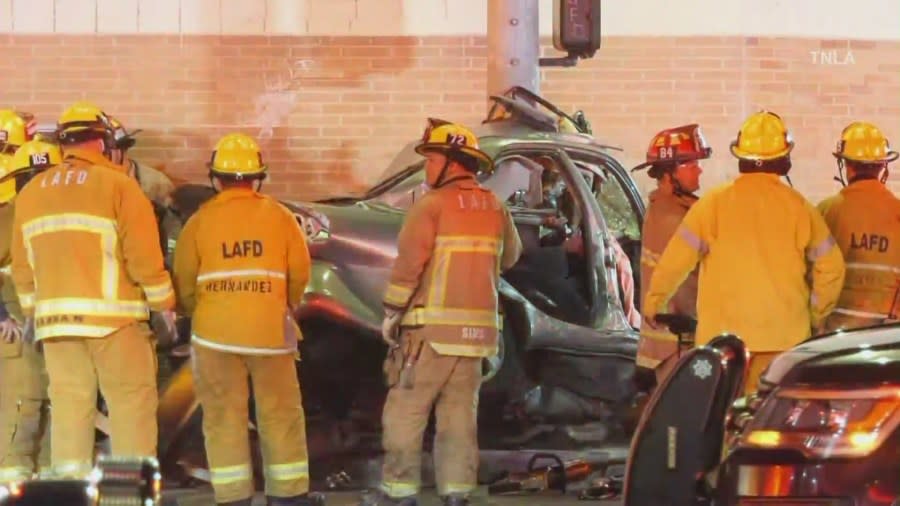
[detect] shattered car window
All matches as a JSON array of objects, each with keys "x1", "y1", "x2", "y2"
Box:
[
  {"x1": 573, "y1": 158, "x2": 641, "y2": 241},
  {"x1": 598, "y1": 175, "x2": 640, "y2": 241}
]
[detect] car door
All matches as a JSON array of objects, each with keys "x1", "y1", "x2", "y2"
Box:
[
  {"x1": 488, "y1": 144, "x2": 636, "y2": 331},
  {"x1": 563, "y1": 147, "x2": 646, "y2": 309}
]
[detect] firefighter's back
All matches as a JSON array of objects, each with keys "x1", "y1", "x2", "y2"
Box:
[
  {"x1": 819, "y1": 181, "x2": 900, "y2": 328},
  {"x1": 186, "y1": 188, "x2": 303, "y2": 353},
  {"x1": 15, "y1": 153, "x2": 165, "y2": 337}
]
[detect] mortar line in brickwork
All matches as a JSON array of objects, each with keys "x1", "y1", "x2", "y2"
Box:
[{"x1": 740, "y1": 35, "x2": 748, "y2": 119}]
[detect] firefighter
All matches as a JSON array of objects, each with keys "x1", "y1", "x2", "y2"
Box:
[
  {"x1": 630, "y1": 124, "x2": 709, "y2": 386},
  {"x1": 0, "y1": 110, "x2": 34, "y2": 156},
  {"x1": 54, "y1": 104, "x2": 179, "y2": 267},
  {"x1": 643, "y1": 111, "x2": 846, "y2": 395},
  {"x1": 817, "y1": 122, "x2": 900, "y2": 332},
  {"x1": 106, "y1": 114, "x2": 175, "y2": 208},
  {"x1": 105, "y1": 114, "x2": 181, "y2": 267},
  {"x1": 361, "y1": 119, "x2": 522, "y2": 506},
  {"x1": 0, "y1": 139, "x2": 61, "y2": 480},
  {"x1": 10, "y1": 102, "x2": 176, "y2": 479},
  {"x1": 173, "y1": 133, "x2": 322, "y2": 506}
]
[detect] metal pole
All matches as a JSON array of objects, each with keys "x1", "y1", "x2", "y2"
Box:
[{"x1": 487, "y1": 0, "x2": 540, "y2": 110}]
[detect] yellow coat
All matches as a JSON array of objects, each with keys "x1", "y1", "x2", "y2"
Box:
[
  {"x1": 173, "y1": 187, "x2": 310, "y2": 354},
  {"x1": 0, "y1": 203, "x2": 23, "y2": 324},
  {"x1": 11, "y1": 148, "x2": 175, "y2": 341},
  {"x1": 817, "y1": 179, "x2": 900, "y2": 331},
  {"x1": 644, "y1": 173, "x2": 846, "y2": 352},
  {"x1": 383, "y1": 177, "x2": 522, "y2": 358},
  {"x1": 635, "y1": 189, "x2": 698, "y2": 369}
]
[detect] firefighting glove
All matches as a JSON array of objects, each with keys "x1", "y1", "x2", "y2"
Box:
[
  {"x1": 150, "y1": 310, "x2": 179, "y2": 348},
  {"x1": 381, "y1": 309, "x2": 403, "y2": 349},
  {"x1": 22, "y1": 317, "x2": 35, "y2": 345},
  {"x1": 0, "y1": 318, "x2": 22, "y2": 344}
]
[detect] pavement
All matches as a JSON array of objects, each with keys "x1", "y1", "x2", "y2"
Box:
[{"x1": 165, "y1": 487, "x2": 623, "y2": 505}]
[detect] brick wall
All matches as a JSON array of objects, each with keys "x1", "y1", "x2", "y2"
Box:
[{"x1": 0, "y1": 1, "x2": 898, "y2": 204}]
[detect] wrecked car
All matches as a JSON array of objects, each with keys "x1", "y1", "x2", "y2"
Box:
[{"x1": 153, "y1": 88, "x2": 647, "y2": 487}]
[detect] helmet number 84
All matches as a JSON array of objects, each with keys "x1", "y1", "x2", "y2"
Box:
[{"x1": 658, "y1": 146, "x2": 675, "y2": 159}]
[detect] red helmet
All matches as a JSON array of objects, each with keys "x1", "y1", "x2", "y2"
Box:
[{"x1": 631, "y1": 124, "x2": 712, "y2": 178}]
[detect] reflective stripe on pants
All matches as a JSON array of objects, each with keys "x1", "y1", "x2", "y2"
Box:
[
  {"x1": 381, "y1": 342, "x2": 480, "y2": 498},
  {"x1": 191, "y1": 344, "x2": 310, "y2": 503},
  {"x1": 0, "y1": 340, "x2": 50, "y2": 479},
  {"x1": 42, "y1": 322, "x2": 158, "y2": 478}
]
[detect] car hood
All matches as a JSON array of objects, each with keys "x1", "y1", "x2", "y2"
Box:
[
  {"x1": 762, "y1": 324, "x2": 900, "y2": 388},
  {"x1": 283, "y1": 199, "x2": 405, "y2": 267}
]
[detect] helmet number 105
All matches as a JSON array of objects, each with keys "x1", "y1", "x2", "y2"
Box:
[{"x1": 30, "y1": 153, "x2": 49, "y2": 165}]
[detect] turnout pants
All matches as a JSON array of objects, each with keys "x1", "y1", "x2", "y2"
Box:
[
  {"x1": 743, "y1": 352, "x2": 778, "y2": 397},
  {"x1": 42, "y1": 322, "x2": 158, "y2": 478},
  {"x1": 191, "y1": 344, "x2": 310, "y2": 504},
  {"x1": 380, "y1": 339, "x2": 481, "y2": 498},
  {"x1": 0, "y1": 340, "x2": 50, "y2": 480}
]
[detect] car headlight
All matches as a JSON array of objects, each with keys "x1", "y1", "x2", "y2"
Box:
[
  {"x1": 739, "y1": 386, "x2": 900, "y2": 458},
  {"x1": 294, "y1": 209, "x2": 330, "y2": 243}
]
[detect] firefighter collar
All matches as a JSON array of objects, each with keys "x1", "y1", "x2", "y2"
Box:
[
  {"x1": 63, "y1": 147, "x2": 125, "y2": 173},
  {"x1": 842, "y1": 178, "x2": 886, "y2": 195},
  {"x1": 211, "y1": 186, "x2": 262, "y2": 203},
  {"x1": 649, "y1": 188, "x2": 697, "y2": 209},
  {"x1": 438, "y1": 174, "x2": 478, "y2": 190}
]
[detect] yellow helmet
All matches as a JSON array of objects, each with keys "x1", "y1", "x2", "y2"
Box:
[
  {"x1": 11, "y1": 139, "x2": 62, "y2": 174},
  {"x1": 57, "y1": 101, "x2": 115, "y2": 145},
  {"x1": 833, "y1": 121, "x2": 899, "y2": 164},
  {"x1": 0, "y1": 110, "x2": 30, "y2": 152},
  {"x1": 415, "y1": 118, "x2": 494, "y2": 173},
  {"x1": 207, "y1": 133, "x2": 267, "y2": 179},
  {"x1": 0, "y1": 155, "x2": 16, "y2": 204},
  {"x1": 730, "y1": 111, "x2": 794, "y2": 161}
]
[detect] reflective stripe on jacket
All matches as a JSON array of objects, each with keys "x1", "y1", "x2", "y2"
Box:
[
  {"x1": 173, "y1": 187, "x2": 310, "y2": 355},
  {"x1": 10, "y1": 149, "x2": 175, "y2": 340},
  {"x1": 0, "y1": 203, "x2": 23, "y2": 323},
  {"x1": 636, "y1": 189, "x2": 698, "y2": 369},
  {"x1": 384, "y1": 176, "x2": 522, "y2": 358},
  {"x1": 644, "y1": 173, "x2": 846, "y2": 352},
  {"x1": 817, "y1": 179, "x2": 900, "y2": 331}
]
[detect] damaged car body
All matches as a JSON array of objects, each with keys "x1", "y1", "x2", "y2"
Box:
[{"x1": 153, "y1": 88, "x2": 646, "y2": 486}]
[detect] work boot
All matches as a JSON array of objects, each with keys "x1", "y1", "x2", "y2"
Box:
[
  {"x1": 441, "y1": 494, "x2": 469, "y2": 506},
  {"x1": 218, "y1": 499, "x2": 252, "y2": 506},
  {"x1": 357, "y1": 489, "x2": 418, "y2": 506},
  {"x1": 267, "y1": 492, "x2": 326, "y2": 506}
]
